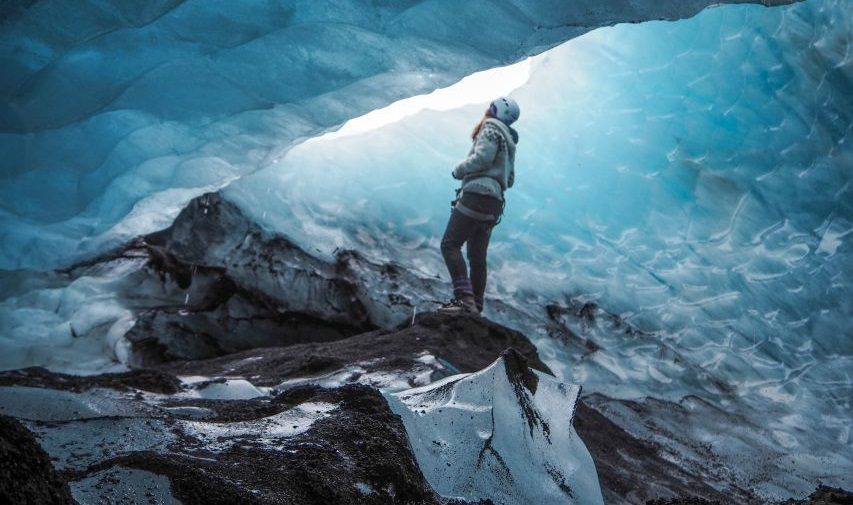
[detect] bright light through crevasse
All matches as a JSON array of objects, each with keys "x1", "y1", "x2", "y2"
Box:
[{"x1": 311, "y1": 55, "x2": 541, "y2": 142}]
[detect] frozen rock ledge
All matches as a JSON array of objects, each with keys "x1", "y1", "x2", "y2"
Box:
[{"x1": 389, "y1": 348, "x2": 604, "y2": 505}]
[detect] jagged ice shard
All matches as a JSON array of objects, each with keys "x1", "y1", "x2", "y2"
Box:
[
  {"x1": 1, "y1": 0, "x2": 852, "y2": 503},
  {"x1": 389, "y1": 351, "x2": 603, "y2": 505}
]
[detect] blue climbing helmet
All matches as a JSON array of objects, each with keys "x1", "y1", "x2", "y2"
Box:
[{"x1": 488, "y1": 97, "x2": 520, "y2": 125}]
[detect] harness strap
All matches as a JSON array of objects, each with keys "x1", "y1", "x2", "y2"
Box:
[{"x1": 454, "y1": 201, "x2": 497, "y2": 222}]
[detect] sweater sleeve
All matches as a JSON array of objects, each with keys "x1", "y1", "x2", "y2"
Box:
[
  {"x1": 452, "y1": 123, "x2": 500, "y2": 180},
  {"x1": 507, "y1": 165, "x2": 515, "y2": 188}
]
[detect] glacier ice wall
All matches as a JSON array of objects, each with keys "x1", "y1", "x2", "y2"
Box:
[
  {"x1": 226, "y1": 0, "x2": 852, "y2": 494},
  {"x1": 1, "y1": 0, "x2": 792, "y2": 270},
  {"x1": 1, "y1": 0, "x2": 850, "y2": 499}
]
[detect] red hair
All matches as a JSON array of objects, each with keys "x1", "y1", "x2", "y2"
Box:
[{"x1": 470, "y1": 110, "x2": 493, "y2": 140}]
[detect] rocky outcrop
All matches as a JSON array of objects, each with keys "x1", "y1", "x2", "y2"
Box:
[
  {"x1": 0, "y1": 312, "x2": 548, "y2": 505},
  {"x1": 0, "y1": 310, "x2": 848, "y2": 505},
  {"x1": 0, "y1": 367, "x2": 181, "y2": 394},
  {"x1": 158, "y1": 310, "x2": 550, "y2": 388},
  {"x1": 0, "y1": 414, "x2": 75, "y2": 505},
  {"x1": 127, "y1": 192, "x2": 463, "y2": 364},
  {"x1": 41, "y1": 192, "x2": 453, "y2": 367},
  {"x1": 90, "y1": 386, "x2": 463, "y2": 505}
]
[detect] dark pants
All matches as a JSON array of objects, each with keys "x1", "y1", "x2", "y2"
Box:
[{"x1": 440, "y1": 192, "x2": 503, "y2": 311}]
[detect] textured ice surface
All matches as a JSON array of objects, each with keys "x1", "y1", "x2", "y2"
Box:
[
  {"x1": 226, "y1": 0, "x2": 852, "y2": 497},
  {"x1": 178, "y1": 402, "x2": 336, "y2": 452},
  {"x1": 274, "y1": 353, "x2": 446, "y2": 393},
  {"x1": 27, "y1": 415, "x2": 176, "y2": 470},
  {"x1": 0, "y1": 0, "x2": 789, "y2": 270},
  {"x1": 583, "y1": 392, "x2": 850, "y2": 503},
  {"x1": 388, "y1": 353, "x2": 603, "y2": 505},
  {"x1": 180, "y1": 378, "x2": 269, "y2": 400},
  {"x1": 0, "y1": 262, "x2": 138, "y2": 373},
  {"x1": 0, "y1": 386, "x2": 156, "y2": 421},
  {"x1": 1, "y1": 0, "x2": 850, "y2": 500},
  {"x1": 71, "y1": 466, "x2": 183, "y2": 505}
]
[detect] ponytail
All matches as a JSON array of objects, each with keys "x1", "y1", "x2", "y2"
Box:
[{"x1": 470, "y1": 112, "x2": 492, "y2": 141}]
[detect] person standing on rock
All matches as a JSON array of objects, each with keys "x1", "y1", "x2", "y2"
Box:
[{"x1": 439, "y1": 97, "x2": 520, "y2": 315}]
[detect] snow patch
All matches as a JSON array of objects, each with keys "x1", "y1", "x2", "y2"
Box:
[{"x1": 178, "y1": 402, "x2": 337, "y2": 452}]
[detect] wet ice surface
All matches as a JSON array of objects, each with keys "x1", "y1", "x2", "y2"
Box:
[
  {"x1": 0, "y1": 386, "x2": 156, "y2": 421},
  {"x1": 71, "y1": 466, "x2": 183, "y2": 505},
  {"x1": 177, "y1": 378, "x2": 269, "y2": 400},
  {"x1": 28, "y1": 416, "x2": 175, "y2": 471},
  {"x1": 0, "y1": 387, "x2": 175, "y2": 472},
  {"x1": 178, "y1": 402, "x2": 337, "y2": 452},
  {"x1": 274, "y1": 353, "x2": 447, "y2": 393},
  {"x1": 0, "y1": 379, "x2": 340, "y2": 502}
]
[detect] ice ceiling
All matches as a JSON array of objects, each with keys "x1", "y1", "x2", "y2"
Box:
[{"x1": 0, "y1": 0, "x2": 806, "y2": 270}]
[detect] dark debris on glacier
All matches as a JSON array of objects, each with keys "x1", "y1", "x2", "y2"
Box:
[
  {"x1": 1, "y1": 308, "x2": 849, "y2": 504},
  {"x1": 0, "y1": 414, "x2": 75, "y2": 505}
]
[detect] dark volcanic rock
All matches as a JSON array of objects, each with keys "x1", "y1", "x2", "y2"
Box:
[
  {"x1": 0, "y1": 414, "x2": 74, "y2": 505},
  {"x1": 777, "y1": 486, "x2": 853, "y2": 505},
  {"x1": 0, "y1": 366, "x2": 182, "y2": 394},
  {"x1": 647, "y1": 486, "x2": 853, "y2": 505},
  {"x1": 0, "y1": 311, "x2": 545, "y2": 505},
  {"x1": 126, "y1": 294, "x2": 365, "y2": 366},
  {"x1": 83, "y1": 192, "x2": 456, "y2": 365},
  {"x1": 404, "y1": 312, "x2": 551, "y2": 375},
  {"x1": 79, "y1": 386, "x2": 479, "y2": 505},
  {"x1": 574, "y1": 398, "x2": 736, "y2": 505},
  {"x1": 159, "y1": 310, "x2": 552, "y2": 386},
  {"x1": 645, "y1": 498, "x2": 721, "y2": 505},
  {"x1": 122, "y1": 234, "x2": 373, "y2": 365},
  {"x1": 5, "y1": 301, "x2": 845, "y2": 505}
]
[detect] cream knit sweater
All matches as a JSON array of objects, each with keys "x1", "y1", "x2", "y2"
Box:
[{"x1": 452, "y1": 118, "x2": 518, "y2": 200}]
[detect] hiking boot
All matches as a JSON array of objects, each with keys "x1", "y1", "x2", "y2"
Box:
[{"x1": 437, "y1": 298, "x2": 479, "y2": 315}]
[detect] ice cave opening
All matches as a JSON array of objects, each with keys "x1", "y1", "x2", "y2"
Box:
[
  {"x1": 228, "y1": 0, "x2": 852, "y2": 435},
  {"x1": 0, "y1": 0, "x2": 851, "y2": 502}
]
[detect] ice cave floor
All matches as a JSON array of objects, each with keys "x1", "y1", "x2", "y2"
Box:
[
  {"x1": 0, "y1": 194, "x2": 850, "y2": 505},
  {"x1": 1, "y1": 312, "x2": 850, "y2": 505}
]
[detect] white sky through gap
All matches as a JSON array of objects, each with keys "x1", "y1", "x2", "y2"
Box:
[{"x1": 312, "y1": 56, "x2": 537, "y2": 142}]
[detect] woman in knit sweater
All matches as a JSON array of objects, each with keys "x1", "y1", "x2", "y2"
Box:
[{"x1": 439, "y1": 97, "x2": 520, "y2": 315}]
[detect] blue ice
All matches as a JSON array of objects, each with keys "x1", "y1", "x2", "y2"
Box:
[{"x1": 227, "y1": 0, "x2": 852, "y2": 496}]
